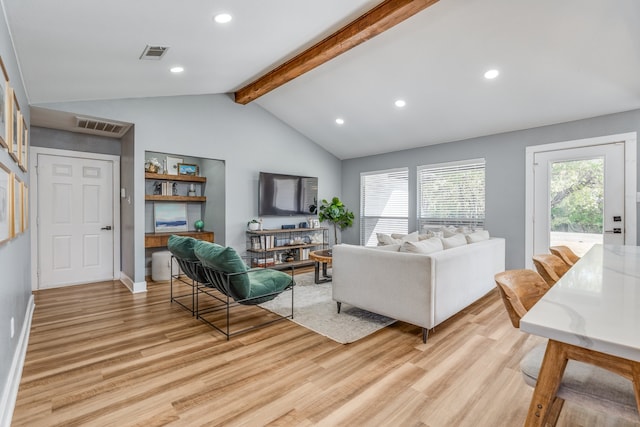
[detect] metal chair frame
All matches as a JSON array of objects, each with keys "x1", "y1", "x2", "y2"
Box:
[
  {"x1": 170, "y1": 257, "x2": 208, "y2": 316},
  {"x1": 197, "y1": 265, "x2": 295, "y2": 340}
]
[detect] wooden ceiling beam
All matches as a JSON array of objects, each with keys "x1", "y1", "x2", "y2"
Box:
[{"x1": 234, "y1": 0, "x2": 439, "y2": 105}]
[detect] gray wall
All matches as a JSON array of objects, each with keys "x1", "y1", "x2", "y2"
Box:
[
  {"x1": 120, "y1": 127, "x2": 135, "y2": 279},
  {"x1": 37, "y1": 94, "x2": 343, "y2": 283},
  {"x1": 342, "y1": 109, "x2": 640, "y2": 269},
  {"x1": 200, "y1": 158, "x2": 226, "y2": 245},
  {"x1": 30, "y1": 126, "x2": 121, "y2": 155},
  {"x1": 0, "y1": 6, "x2": 30, "y2": 422}
]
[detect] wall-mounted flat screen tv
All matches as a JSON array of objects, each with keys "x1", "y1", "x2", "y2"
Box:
[{"x1": 259, "y1": 172, "x2": 318, "y2": 216}]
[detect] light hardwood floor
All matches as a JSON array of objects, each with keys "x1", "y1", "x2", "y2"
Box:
[{"x1": 12, "y1": 278, "x2": 638, "y2": 426}]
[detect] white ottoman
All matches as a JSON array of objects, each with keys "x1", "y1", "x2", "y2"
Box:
[{"x1": 152, "y1": 250, "x2": 181, "y2": 281}]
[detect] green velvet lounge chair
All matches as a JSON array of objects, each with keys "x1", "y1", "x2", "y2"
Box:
[{"x1": 193, "y1": 240, "x2": 295, "y2": 339}]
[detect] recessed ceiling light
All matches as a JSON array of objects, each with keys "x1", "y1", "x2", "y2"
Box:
[
  {"x1": 335, "y1": 118, "x2": 345, "y2": 125},
  {"x1": 214, "y1": 13, "x2": 232, "y2": 24},
  {"x1": 484, "y1": 69, "x2": 499, "y2": 79},
  {"x1": 394, "y1": 99, "x2": 406, "y2": 108},
  {"x1": 170, "y1": 66, "x2": 184, "y2": 73}
]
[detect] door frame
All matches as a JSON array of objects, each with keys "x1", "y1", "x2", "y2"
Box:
[
  {"x1": 29, "y1": 147, "x2": 121, "y2": 291},
  {"x1": 525, "y1": 132, "x2": 637, "y2": 268}
]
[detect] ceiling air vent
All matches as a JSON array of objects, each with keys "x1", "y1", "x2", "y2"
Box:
[
  {"x1": 75, "y1": 117, "x2": 129, "y2": 137},
  {"x1": 139, "y1": 45, "x2": 169, "y2": 60}
]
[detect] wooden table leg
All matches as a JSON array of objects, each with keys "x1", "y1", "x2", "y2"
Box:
[
  {"x1": 525, "y1": 340, "x2": 569, "y2": 427},
  {"x1": 632, "y1": 362, "x2": 640, "y2": 414}
]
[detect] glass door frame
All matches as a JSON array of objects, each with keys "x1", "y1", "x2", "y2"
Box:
[{"x1": 525, "y1": 132, "x2": 637, "y2": 269}]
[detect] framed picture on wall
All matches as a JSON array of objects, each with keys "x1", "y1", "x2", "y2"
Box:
[
  {"x1": 154, "y1": 202, "x2": 187, "y2": 233},
  {"x1": 177, "y1": 163, "x2": 198, "y2": 176},
  {"x1": 0, "y1": 57, "x2": 8, "y2": 149},
  {"x1": 166, "y1": 156, "x2": 183, "y2": 175},
  {"x1": 0, "y1": 163, "x2": 11, "y2": 244},
  {"x1": 19, "y1": 115, "x2": 27, "y2": 171},
  {"x1": 8, "y1": 89, "x2": 19, "y2": 163},
  {"x1": 13, "y1": 173, "x2": 21, "y2": 235}
]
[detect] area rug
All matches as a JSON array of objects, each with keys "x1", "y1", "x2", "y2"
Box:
[{"x1": 259, "y1": 271, "x2": 395, "y2": 344}]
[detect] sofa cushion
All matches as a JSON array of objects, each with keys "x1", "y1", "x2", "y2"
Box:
[
  {"x1": 194, "y1": 241, "x2": 250, "y2": 297},
  {"x1": 243, "y1": 268, "x2": 294, "y2": 304},
  {"x1": 466, "y1": 230, "x2": 490, "y2": 243},
  {"x1": 400, "y1": 237, "x2": 444, "y2": 254},
  {"x1": 167, "y1": 235, "x2": 198, "y2": 260},
  {"x1": 440, "y1": 233, "x2": 467, "y2": 249}
]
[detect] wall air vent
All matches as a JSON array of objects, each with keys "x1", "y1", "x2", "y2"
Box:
[
  {"x1": 75, "y1": 116, "x2": 131, "y2": 137},
  {"x1": 139, "y1": 45, "x2": 169, "y2": 60}
]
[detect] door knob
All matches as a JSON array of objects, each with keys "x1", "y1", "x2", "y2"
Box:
[{"x1": 101, "y1": 226, "x2": 112, "y2": 230}]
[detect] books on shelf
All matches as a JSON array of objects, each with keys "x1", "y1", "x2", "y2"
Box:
[
  {"x1": 298, "y1": 248, "x2": 310, "y2": 260},
  {"x1": 259, "y1": 235, "x2": 275, "y2": 250},
  {"x1": 253, "y1": 257, "x2": 275, "y2": 267},
  {"x1": 160, "y1": 181, "x2": 176, "y2": 196}
]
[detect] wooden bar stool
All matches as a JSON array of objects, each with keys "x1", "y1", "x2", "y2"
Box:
[
  {"x1": 532, "y1": 254, "x2": 570, "y2": 286},
  {"x1": 549, "y1": 245, "x2": 580, "y2": 266}
]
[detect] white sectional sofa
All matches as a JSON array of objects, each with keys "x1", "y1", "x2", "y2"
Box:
[{"x1": 332, "y1": 236, "x2": 506, "y2": 342}]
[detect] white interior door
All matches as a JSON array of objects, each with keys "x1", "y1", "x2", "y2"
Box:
[
  {"x1": 38, "y1": 154, "x2": 114, "y2": 288},
  {"x1": 533, "y1": 142, "x2": 625, "y2": 257}
]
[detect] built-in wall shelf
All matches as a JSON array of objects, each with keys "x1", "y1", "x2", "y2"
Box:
[
  {"x1": 145, "y1": 166, "x2": 210, "y2": 248},
  {"x1": 145, "y1": 172, "x2": 206, "y2": 183},
  {"x1": 145, "y1": 195, "x2": 206, "y2": 202}
]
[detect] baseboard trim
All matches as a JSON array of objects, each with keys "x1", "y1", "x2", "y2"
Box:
[
  {"x1": 0, "y1": 295, "x2": 35, "y2": 427},
  {"x1": 120, "y1": 272, "x2": 147, "y2": 293}
]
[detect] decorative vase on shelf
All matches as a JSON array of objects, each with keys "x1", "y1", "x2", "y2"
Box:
[
  {"x1": 248, "y1": 221, "x2": 260, "y2": 231},
  {"x1": 194, "y1": 220, "x2": 204, "y2": 232}
]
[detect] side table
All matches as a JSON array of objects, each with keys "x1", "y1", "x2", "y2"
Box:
[{"x1": 309, "y1": 249, "x2": 332, "y2": 284}]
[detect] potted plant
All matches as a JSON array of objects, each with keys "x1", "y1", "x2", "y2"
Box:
[
  {"x1": 247, "y1": 219, "x2": 261, "y2": 231},
  {"x1": 318, "y1": 197, "x2": 354, "y2": 244}
]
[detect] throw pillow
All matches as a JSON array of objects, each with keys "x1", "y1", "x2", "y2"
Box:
[
  {"x1": 390, "y1": 231, "x2": 419, "y2": 242},
  {"x1": 377, "y1": 233, "x2": 398, "y2": 246},
  {"x1": 400, "y1": 237, "x2": 444, "y2": 254},
  {"x1": 440, "y1": 233, "x2": 468, "y2": 249},
  {"x1": 377, "y1": 231, "x2": 419, "y2": 246},
  {"x1": 441, "y1": 226, "x2": 460, "y2": 237},
  {"x1": 466, "y1": 230, "x2": 490, "y2": 243}
]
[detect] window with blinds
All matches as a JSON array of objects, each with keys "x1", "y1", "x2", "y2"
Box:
[
  {"x1": 360, "y1": 168, "x2": 409, "y2": 246},
  {"x1": 417, "y1": 159, "x2": 485, "y2": 231}
]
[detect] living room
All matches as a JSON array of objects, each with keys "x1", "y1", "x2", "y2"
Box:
[{"x1": 2, "y1": 1, "x2": 640, "y2": 426}]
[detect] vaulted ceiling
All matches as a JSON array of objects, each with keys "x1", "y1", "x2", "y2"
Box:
[{"x1": 5, "y1": 0, "x2": 640, "y2": 159}]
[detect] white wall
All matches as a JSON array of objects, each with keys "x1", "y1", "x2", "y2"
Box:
[{"x1": 37, "y1": 94, "x2": 343, "y2": 283}]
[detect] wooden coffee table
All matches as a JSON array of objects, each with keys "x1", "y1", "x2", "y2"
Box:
[{"x1": 309, "y1": 249, "x2": 332, "y2": 284}]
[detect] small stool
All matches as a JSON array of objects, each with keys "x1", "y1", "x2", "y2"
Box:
[{"x1": 152, "y1": 250, "x2": 181, "y2": 281}]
